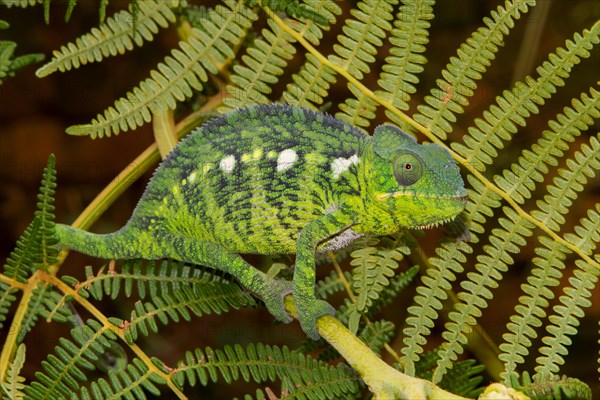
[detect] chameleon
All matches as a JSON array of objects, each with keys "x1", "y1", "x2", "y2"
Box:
[{"x1": 56, "y1": 104, "x2": 468, "y2": 340}]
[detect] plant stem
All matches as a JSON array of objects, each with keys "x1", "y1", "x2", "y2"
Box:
[{"x1": 284, "y1": 295, "x2": 469, "y2": 400}]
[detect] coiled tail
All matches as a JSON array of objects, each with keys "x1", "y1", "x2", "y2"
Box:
[{"x1": 56, "y1": 224, "x2": 142, "y2": 259}]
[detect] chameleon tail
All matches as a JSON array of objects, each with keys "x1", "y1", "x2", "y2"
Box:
[{"x1": 56, "y1": 224, "x2": 139, "y2": 259}]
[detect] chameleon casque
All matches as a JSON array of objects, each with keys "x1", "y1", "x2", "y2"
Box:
[{"x1": 57, "y1": 104, "x2": 468, "y2": 339}]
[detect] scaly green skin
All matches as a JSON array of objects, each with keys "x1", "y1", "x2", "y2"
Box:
[{"x1": 57, "y1": 105, "x2": 467, "y2": 339}]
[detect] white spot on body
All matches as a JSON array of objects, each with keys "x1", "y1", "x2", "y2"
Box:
[
  {"x1": 331, "y1": 154, "x2": 359, "y2": 179},
  {"x1": 219, "y1": 155, "x2": 236, "y2": 173},
  {"x1": 188, "y1": 172, "x2": 197, "y2": 182},
  {"x1": 277, "y1": 149, "x2": 298, "y2": 172}
]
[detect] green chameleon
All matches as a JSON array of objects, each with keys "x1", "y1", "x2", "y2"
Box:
[{"x1": 57, "y1": 104, "x2": 467, "y2": 339}]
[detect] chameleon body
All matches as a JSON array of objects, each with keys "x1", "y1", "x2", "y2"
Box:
[{"x1": 57, "y1": 105, "x2": 467, "y2": 339}]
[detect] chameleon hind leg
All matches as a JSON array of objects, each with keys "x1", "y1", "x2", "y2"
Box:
[{"x1": 166, "y1": 236, "x2": 293, "y2": 324}]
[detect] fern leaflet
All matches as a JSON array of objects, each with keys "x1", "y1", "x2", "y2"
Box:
[
  {"x1": 224, "y1": 19, "x2": 296, "y2": 110},
  {"x1": 1, "y1": 343, "x2": 26, "y2": 399},
  {"x1": 172, "y1": 343, "x2": 360, "y2": 398},
  {"x1": 377, "y1": 0, "x2": 434, "y2": 128},
  {"x1": 346, "y1": 241, "x2": 407, "y2": 333},
  {"x1": 66, "y1": 0, "x2": 257, "y2": 138},
  {"x1": 509, "y1": 371, "x2": 593, "y2": 400},
  {"x1": 282, "y1": 52, "x2": 337, "y2": 107},
  {"x1": 498, "y1": 120, "x2": 599, "y2": 378},
  {"x1": 24, "y1": 319, "x2": 120, "y2": 400},
  {"x1": 0, "y1": 284, "x2": 17, "y2": 330},
  {"x1": 400, "y1": 240, "x2": 470, "y2": 376},
  {"x1": 331, "y1": 0, "x2": 397, "y2": 127},
  {"x1": 432, "y1": 206, "x2": 535, "y2": 382},
  {"x1": 77, "y1": 358, "x2": 165, "y2": 399},
  {"x1": 532, "y1": 135, "x2": 600, "y2": 232},
  {"x1": 494, "y1": 87, "x2": 600, "y2": 204},
  {"x1": 358, "y1": 320, "x2": 395, "y2": 356},
  {"x1": 452, "y1": 20, "x2": 600, "y2": 171},
  {"x1": 63, "y1": 259, "x2": 231, "y2": 301},
  {"x1": 36, "y1": 0, "x2": 178, "y2": 77},
  {"x1": 415, "y1": 0, "x2": 535, "y2": 140},
  {"x1": 535, "y1": 209, "x2": 600, "y2": 377},
  {"x1": 119, "y1": 282, "x2": 254, "y2": 343}
]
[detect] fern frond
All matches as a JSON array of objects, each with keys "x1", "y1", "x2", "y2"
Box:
[
  {"x1": 329, "y1": 0, "x2": 397, "y2": 127},
  {"x1": 172, "y1": 343, "x2": 360, "y2": 398},
  {"x1": 350, "y1": 242, "x2": 405, "y2": 313},
  {"x1": 346, "y1": 241, "x2": 410, "y2": 333},
  {"x1": 255, "y1": 0, "x2": 330, "y2": 26},
  {"x1": 0, "y1": 283, "x2": 18, "y2": 330},
  {"x1": 224, "y1": 19, "x2": 296, "y2": 110},
  {"x1": 532, "y1": 135, "x2": 599, "y2": 232},
  {"x1": 400, "y1": 240, "x2": 470, "y2": 376},
  {"x1": 498, "y1": 236, "x2": 567, "y2": 381},
  {"x1": 0, "y1": 0, "x2": 43, "y2": 8},
  {"x1": 0, "y1": 21, "x2": 44, "y2": 84},
  {"x1": 438, "y1": 359, "x2": 485, "y2": 398},
  {"x1": 535, "y1": 261, "x2": 598, "y2": 377},
  {"x1": 34, "y1": 154, "x2": 58, "y2": 270},
  {"x1": 453, "y1": 20, "x2": 600, "y2": 171},
  {"x1": 77, "y1": 357, "x2": 165, "y2": 399},
  {"x1": 121, "y1": 282, "x2": 254, "y2": 343},
  {"x1": 415, "y1": 0, "x2": 534, "y2": 140},
  {"x1": 0, "y1": 0, "x2": 110, "y2": 23},
  {"x1": 2, "y1": 218, "x2": 41, "y2": 283},
  {"x1": 17, "y1": 282, "x2": 71, "y2": 343},
  {"x1": 276, "y1": 1, "x2": 341, "y2": 107},
  {"x1": 273, "y1": 0, "x2": 341, "y2": 45},
  {"x1": 2, "y1": 155, "x2": 58, "y2": 281},
  {"x1": 412, "y1": 348, "x2": 485, "y2": 398},
  {"x1": 329, "y1": 0, "x2": 395, "y2": 81},
  {"x1": 65, "y1": 259, "x2": 231, "y2": 301},
  {"x1": 510, "y1": 371, "x2": 592, "y2": 400},
  {"x1": 494, "y1": 87, "x2": 600, "y2": 204},
  {"x1": 499, "y1": 136, "x2": 599, "y2": 379},
  {"x1": 1, "y1": 343, "x2": 26, "y2": 399},
  {"x1": 564, "y1": 203, "x2": 599, "y2": 255},
  {"x1": 316, "y1": 270, "x2": 352, "y2": 299},
  {"x1": 376, "y1": 0, "x2": 434, "y2": 126},
  {"x1": 358, "y1": 320, "x2": 395, "y2": 356},
  {"x1": 282, "y1": 53, "x2": 337, "y2": 108},
  {"x1": 433, "y1": 207, "x2": 535, "y2": 382},
  {"x1": 66, "y1": 0, "x2": 257, "y2": 138},
  {"x1": 24, "y1": 319, "x2": 119, "y2": 399},
  {"x1": 36, "y1": 0, "x2": 178, "y2": 77},
  {"x1": 366, "y1": 262, "x2": 419, "y2": 318}
]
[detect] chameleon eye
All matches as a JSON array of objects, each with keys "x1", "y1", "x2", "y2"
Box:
[{"x1": 393, "y1": 153, "x2": 423, "y2": 186}]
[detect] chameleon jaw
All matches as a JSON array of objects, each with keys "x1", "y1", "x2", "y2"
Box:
[{"x1": 414, "y1": 216, "x2": 456, "y2": 230}]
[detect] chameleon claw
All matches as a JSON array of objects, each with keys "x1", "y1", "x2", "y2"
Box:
[
  {"x1": 297, "y1": 298, "x2": 335, "y2": 340},
  {"x1": 262, "y1": 279, "x2": 294, "y2": 324}
]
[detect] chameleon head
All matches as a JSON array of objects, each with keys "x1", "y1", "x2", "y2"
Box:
[{"x1": 368, "y1": 124, "x2": 468, "y2": 230}]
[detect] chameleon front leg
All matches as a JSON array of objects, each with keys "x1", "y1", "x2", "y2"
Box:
[{"x1": 295, "y1": 208, "x2": 356, "y2": 340}]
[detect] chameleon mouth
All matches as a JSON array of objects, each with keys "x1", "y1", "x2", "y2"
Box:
[
  {"x1": 415, "y1": 216, "x2": 457, "y2": 229},
  {"x1": 376, "y1": 190, "x2": 469, "y2": 202}
]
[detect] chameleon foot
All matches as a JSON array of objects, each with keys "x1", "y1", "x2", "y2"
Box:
[
  {"x1": 262, "y1": 279, "x2": 294, "y2": 324},
  {"x1": 297, "y1": 297, "x2": 335, "y2": 340}
]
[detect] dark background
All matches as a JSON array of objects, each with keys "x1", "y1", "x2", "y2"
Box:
[{"x1": 1, "y1": 0, "x2": 599, "y2": 398}]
